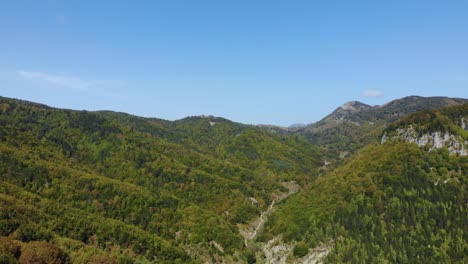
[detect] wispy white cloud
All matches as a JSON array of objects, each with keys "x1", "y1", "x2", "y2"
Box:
[
  {"x1": 363, "y1": 89, "x2": 383, "y2": 98},
  {"x1": 16, "y1": 70, "x2": 124, "y2": 99}
]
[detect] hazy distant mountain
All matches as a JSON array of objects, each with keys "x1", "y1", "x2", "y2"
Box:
[{"x1": 288, "y1": 123, "x2": 307, "y2": 129}]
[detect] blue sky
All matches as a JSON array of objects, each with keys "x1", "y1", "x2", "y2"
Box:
[{"x1": 1, "y1": 1, "x2": 467, "y2": 126}]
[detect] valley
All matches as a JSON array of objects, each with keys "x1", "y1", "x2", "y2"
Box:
[{"x1": 0, "y1": 96, "x2": 467, "y2": 263}]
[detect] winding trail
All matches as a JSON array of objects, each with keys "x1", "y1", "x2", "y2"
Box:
[
  {"x1": 241, "y1": 181, "x2": 299, "y2": 246},
  {"x1": 246, "y1": 199, "x2": 276, "y2": 242}
]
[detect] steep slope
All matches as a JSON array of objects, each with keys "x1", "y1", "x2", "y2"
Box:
[
  {"x1": 382, "y1": 103, "x2": 468, "y2": 155},
  {"x1": 296, "y1": 96, "x2": 468, "y2": 157},
  {"x1": 264, "y1": 104, "x2": 468, "y2": 263},
  {"x1": 0, "y1": 96, "x2": 325, "y2": 263}
]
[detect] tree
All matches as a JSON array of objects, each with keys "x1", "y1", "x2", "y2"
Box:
[{"x1": 19, "y1": 241, "x2": 68, "y2": 264}]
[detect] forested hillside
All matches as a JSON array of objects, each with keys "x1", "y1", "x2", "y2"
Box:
[
  {"x1": 0, "y1": 96, "x2": 325, "y2": 263},
  {"x1": 265, "y1": 104, "x2": 468, "y2": 263},
  {"x1": 1, "y1": 96, "x2": 467, "y2": 263}
]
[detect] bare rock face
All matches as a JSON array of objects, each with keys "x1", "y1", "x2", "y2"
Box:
[
  {"x1": 262, "y1": 236, "x2": 295, "y2": 264},
  {"x1": 382, "y1": 125, "x2": 468, "y2": 156},
  {"x1": 261, "y1": 236, "x2": 331, "y2": 264},
  {"x1": 460, "y1": 118, "x2": 467, "y2": 130}
]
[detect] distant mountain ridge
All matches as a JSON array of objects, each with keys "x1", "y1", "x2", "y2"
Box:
[
  {"x1": 302, "y1": 96, "x2": 468, "y2": 130},
  {"x1": 292, "y1": 96, "x2": 468, "y2": 156}
]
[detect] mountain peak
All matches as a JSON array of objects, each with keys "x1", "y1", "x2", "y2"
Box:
[{"x1": 339, "y1": 101, "x2": 371, "y2": 112}]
